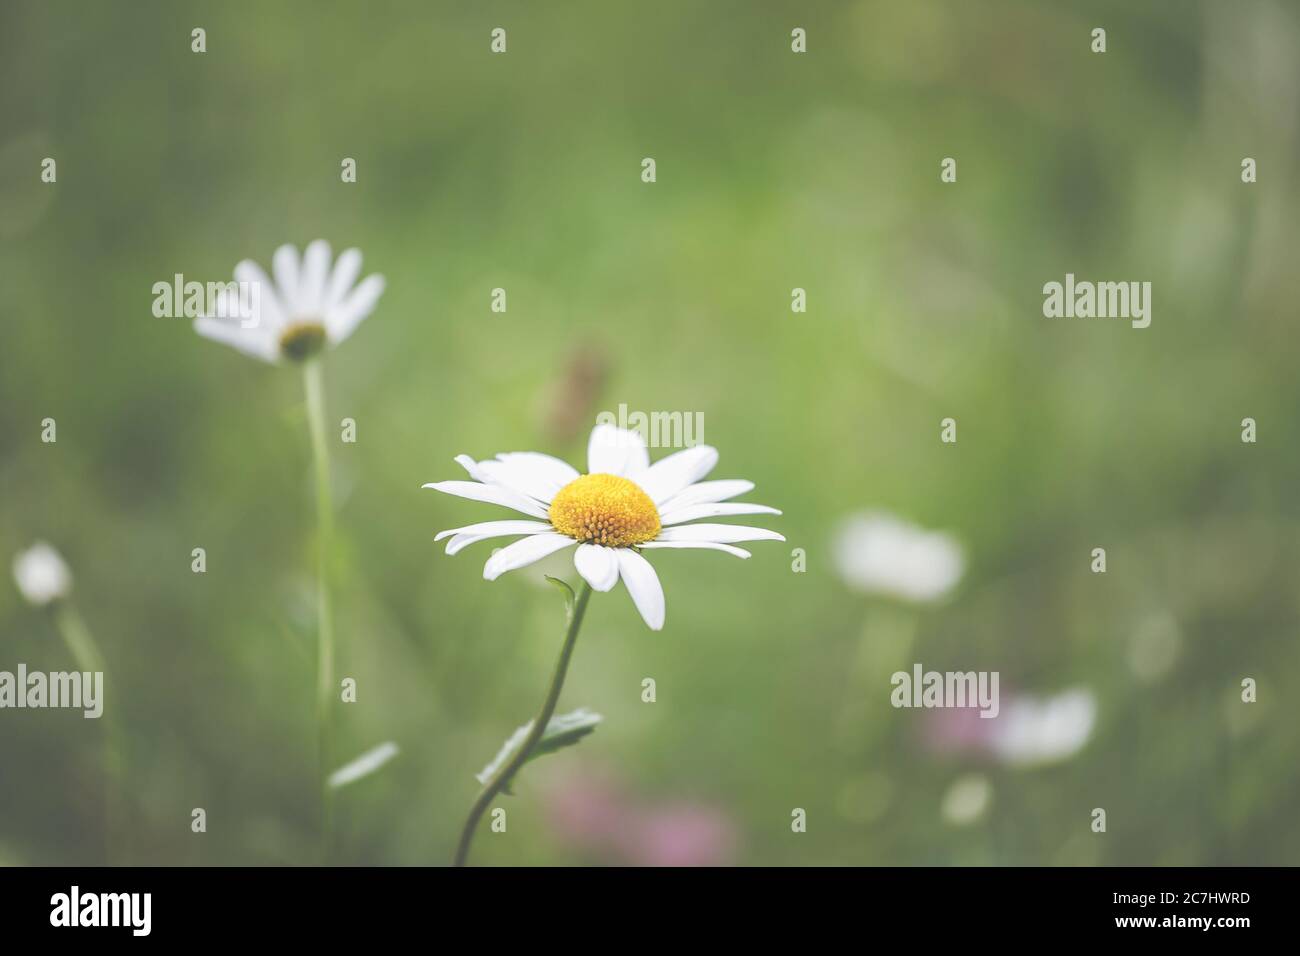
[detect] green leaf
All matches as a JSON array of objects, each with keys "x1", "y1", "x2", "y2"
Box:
[
  {"x1": 476, "y1": 707, "x2": 603, "y2": 793},
  {"x1": 544, "y1": 575, "x2": 575, "y2": 615}
]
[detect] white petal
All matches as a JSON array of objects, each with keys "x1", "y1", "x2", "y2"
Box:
[
  {"x1": 640, "y1": 540, "x2": 751, "y2": 558},
  {"x1": 298, "y1": 239, "x2": 331, "y2": 315},
  {"x1": 495, "y1": 452, "x2": 580, "y2": 489},
  {"x1": 454, "y1": 454, "x2": 559, "y2": 506},
  {"x1": 233, "y1": 259, "x2": 286, "y2": 330},
  {"x1": 322, "y1": 248, "x2": 362, "y2": 312},
  {"x1": 574, "y1": 544, "x2": 620, "y2": 591},
  {"x1": 325, "y1": 273, "x2": 385, "y2": 344},
  {"x1": 422, "y1": 481, "x2": 550, "y2": 519},
  {"x1": 453, "y1": 454, "x2": 496, "y2": 484},
  {"x1": 484, "y1": 533, "x2": 576, "y2": 581},
  {"x1": 434, "y1": 520, "x2": 554, "y2": 553},
  {"x1": 434, "y1": 518, "x2": 552, "y2": 542},
  {"x1": 193, "y1": 317, "x2": 278, "y2": 363},
  {"x1": 209, "y1": 281, "x2": 259, "y2": 331},
  {"x1": 587, "y1": 423, "x2": 649, "y2": 477},
  {"x1": 206, "y1": 285, "x2": 240, "y2": 321},
  {"x1": 615, "y1": 549, "x2": 665, "y2": 630},
  {"x1": 441, "y1": 534, "x2": 479, "y2": 555},
  {"x1": 271, "y1": 243, "x2": 302, "y2": 314},
  {"x1": 655, "y1": 523, "x2": 785, "y2": 545},
  {"x1": 659, "y1": 502, "x2": 781, "y2": 526},
  {"x1": 476, "y1": 457, "x2": 566, "y2": 504},
  {"x1": 445, "y1": 529, "x2": 551, "y2": 556},
  {"x1": 635, "y1": 445, "x2": 719, "y2": 503},
  {"x1": 657, "y1": 479, "x2": 755, "y2": 510}
]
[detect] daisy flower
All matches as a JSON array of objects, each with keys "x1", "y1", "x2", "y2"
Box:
[
  {"x1": 922, "y1": 687, "x2": 1098, "y2": 767},
  {"x1": 193, "y1": 240, "x2": 385, "y2": 363},
  {"x1": 191, "y1": 239, "x2": 384, "y2": 858},
  {"x1": 424, "y1": 423, "x2": 785, "y2": 630},
  {"x1": 989, "y1": 688, "x2": 1097, "y2": 767},
  {"x1": 832, "y1": 510, "x2": 964, "y2": 603},
  {"x1": 12, "y1": 541, "x2": 72, "y2": 607}
]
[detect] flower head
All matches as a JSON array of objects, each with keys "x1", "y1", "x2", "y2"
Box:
[
  {"x1": 832, "y1": 510, "x2": 964, "y2": 603},
  {"x1": 424, "y1": 424, "x2": 785, "y2": 630},
  {"x1": 12, "y1": 541, "x2": 72, "y2": 606},
  {"x1": 193, "y1": 240, "x2": 385, "y2": 363},
  {"x1": 923, "y1": 687, "x2": 1097, "y2": 767},
  {"x1": 989, "y1": 688, "x2": 1096, "y2": 766}
]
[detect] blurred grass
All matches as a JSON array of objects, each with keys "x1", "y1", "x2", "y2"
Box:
[{"x1": 1, "y1": 0, "x2": 1298, "y2": 865}]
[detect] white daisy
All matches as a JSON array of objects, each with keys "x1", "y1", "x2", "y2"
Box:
[
  {"x1": 989, "y1": 688, "x2": 1097, "y2": 767},
  {"x1": 12, "y1": 541, "x2": 72, "y2": 606},
  {"x1": 831, "y1": 510, "x2": 964, "y2": 603},
  {"x1": 193, "y1": 240, "x2": 385, "y2": 363},
  {"x1": 424, "y1": 423, "x2": 785, "y2": 630}
]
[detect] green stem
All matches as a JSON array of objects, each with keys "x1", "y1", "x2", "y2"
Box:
[
  {"x1": 453, "y1": 582, "x2": 593, "y2": 867},
  {"x1": 303, "y1": 359, "x2": 336, "y2": 861},
  {"x1": 53, "y1": 602, "x2": 104, "y2": 676},
  {"x1": 52, "y1": 602, "x2": 122, "y2": 864}
]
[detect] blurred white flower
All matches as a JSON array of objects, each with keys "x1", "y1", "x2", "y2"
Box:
[
  {"x1": 941, "y1": 773, "x2": 992, "y2": 826},
  {"x1": 832, "y1": 511, "x2": 964, "y2": 602},
  {"x1": 193, "y1": 240, "x2": 385, "y2": 363},
  {"x1": 989, "y1": 688, "x2": 1096, "y2": 766},
  {"x1": 12, "y1": 541, "x2": 71, "y2": 606}
]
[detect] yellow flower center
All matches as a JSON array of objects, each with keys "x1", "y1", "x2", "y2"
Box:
[
  {"x1": 278, "y1": 320, "x2": 327, "y2": 361},
  {"x1": 549, "y1": 473, "x2": 661, "y2": 547}
]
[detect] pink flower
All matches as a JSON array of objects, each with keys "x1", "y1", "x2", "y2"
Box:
[
  {"x1": 546, "y1": 770, "x2": 738, "y2": 866},
  {"x1": 620, "y1": 804, "x2": 736, "y2": 867}
]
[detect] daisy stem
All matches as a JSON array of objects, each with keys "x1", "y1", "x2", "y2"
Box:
[
  {"x1": 303, "y1": 358, "x2": 336, "y2": 861},
  {"x1": 453, "y1": 581, "x2": 593, "y2": 867},
  {"x1": 53, "y1": 601, "x2": 105, "y2": 676},
  {"x1": 52, "y1": 601, "x2": 122, "y2": 864}
]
